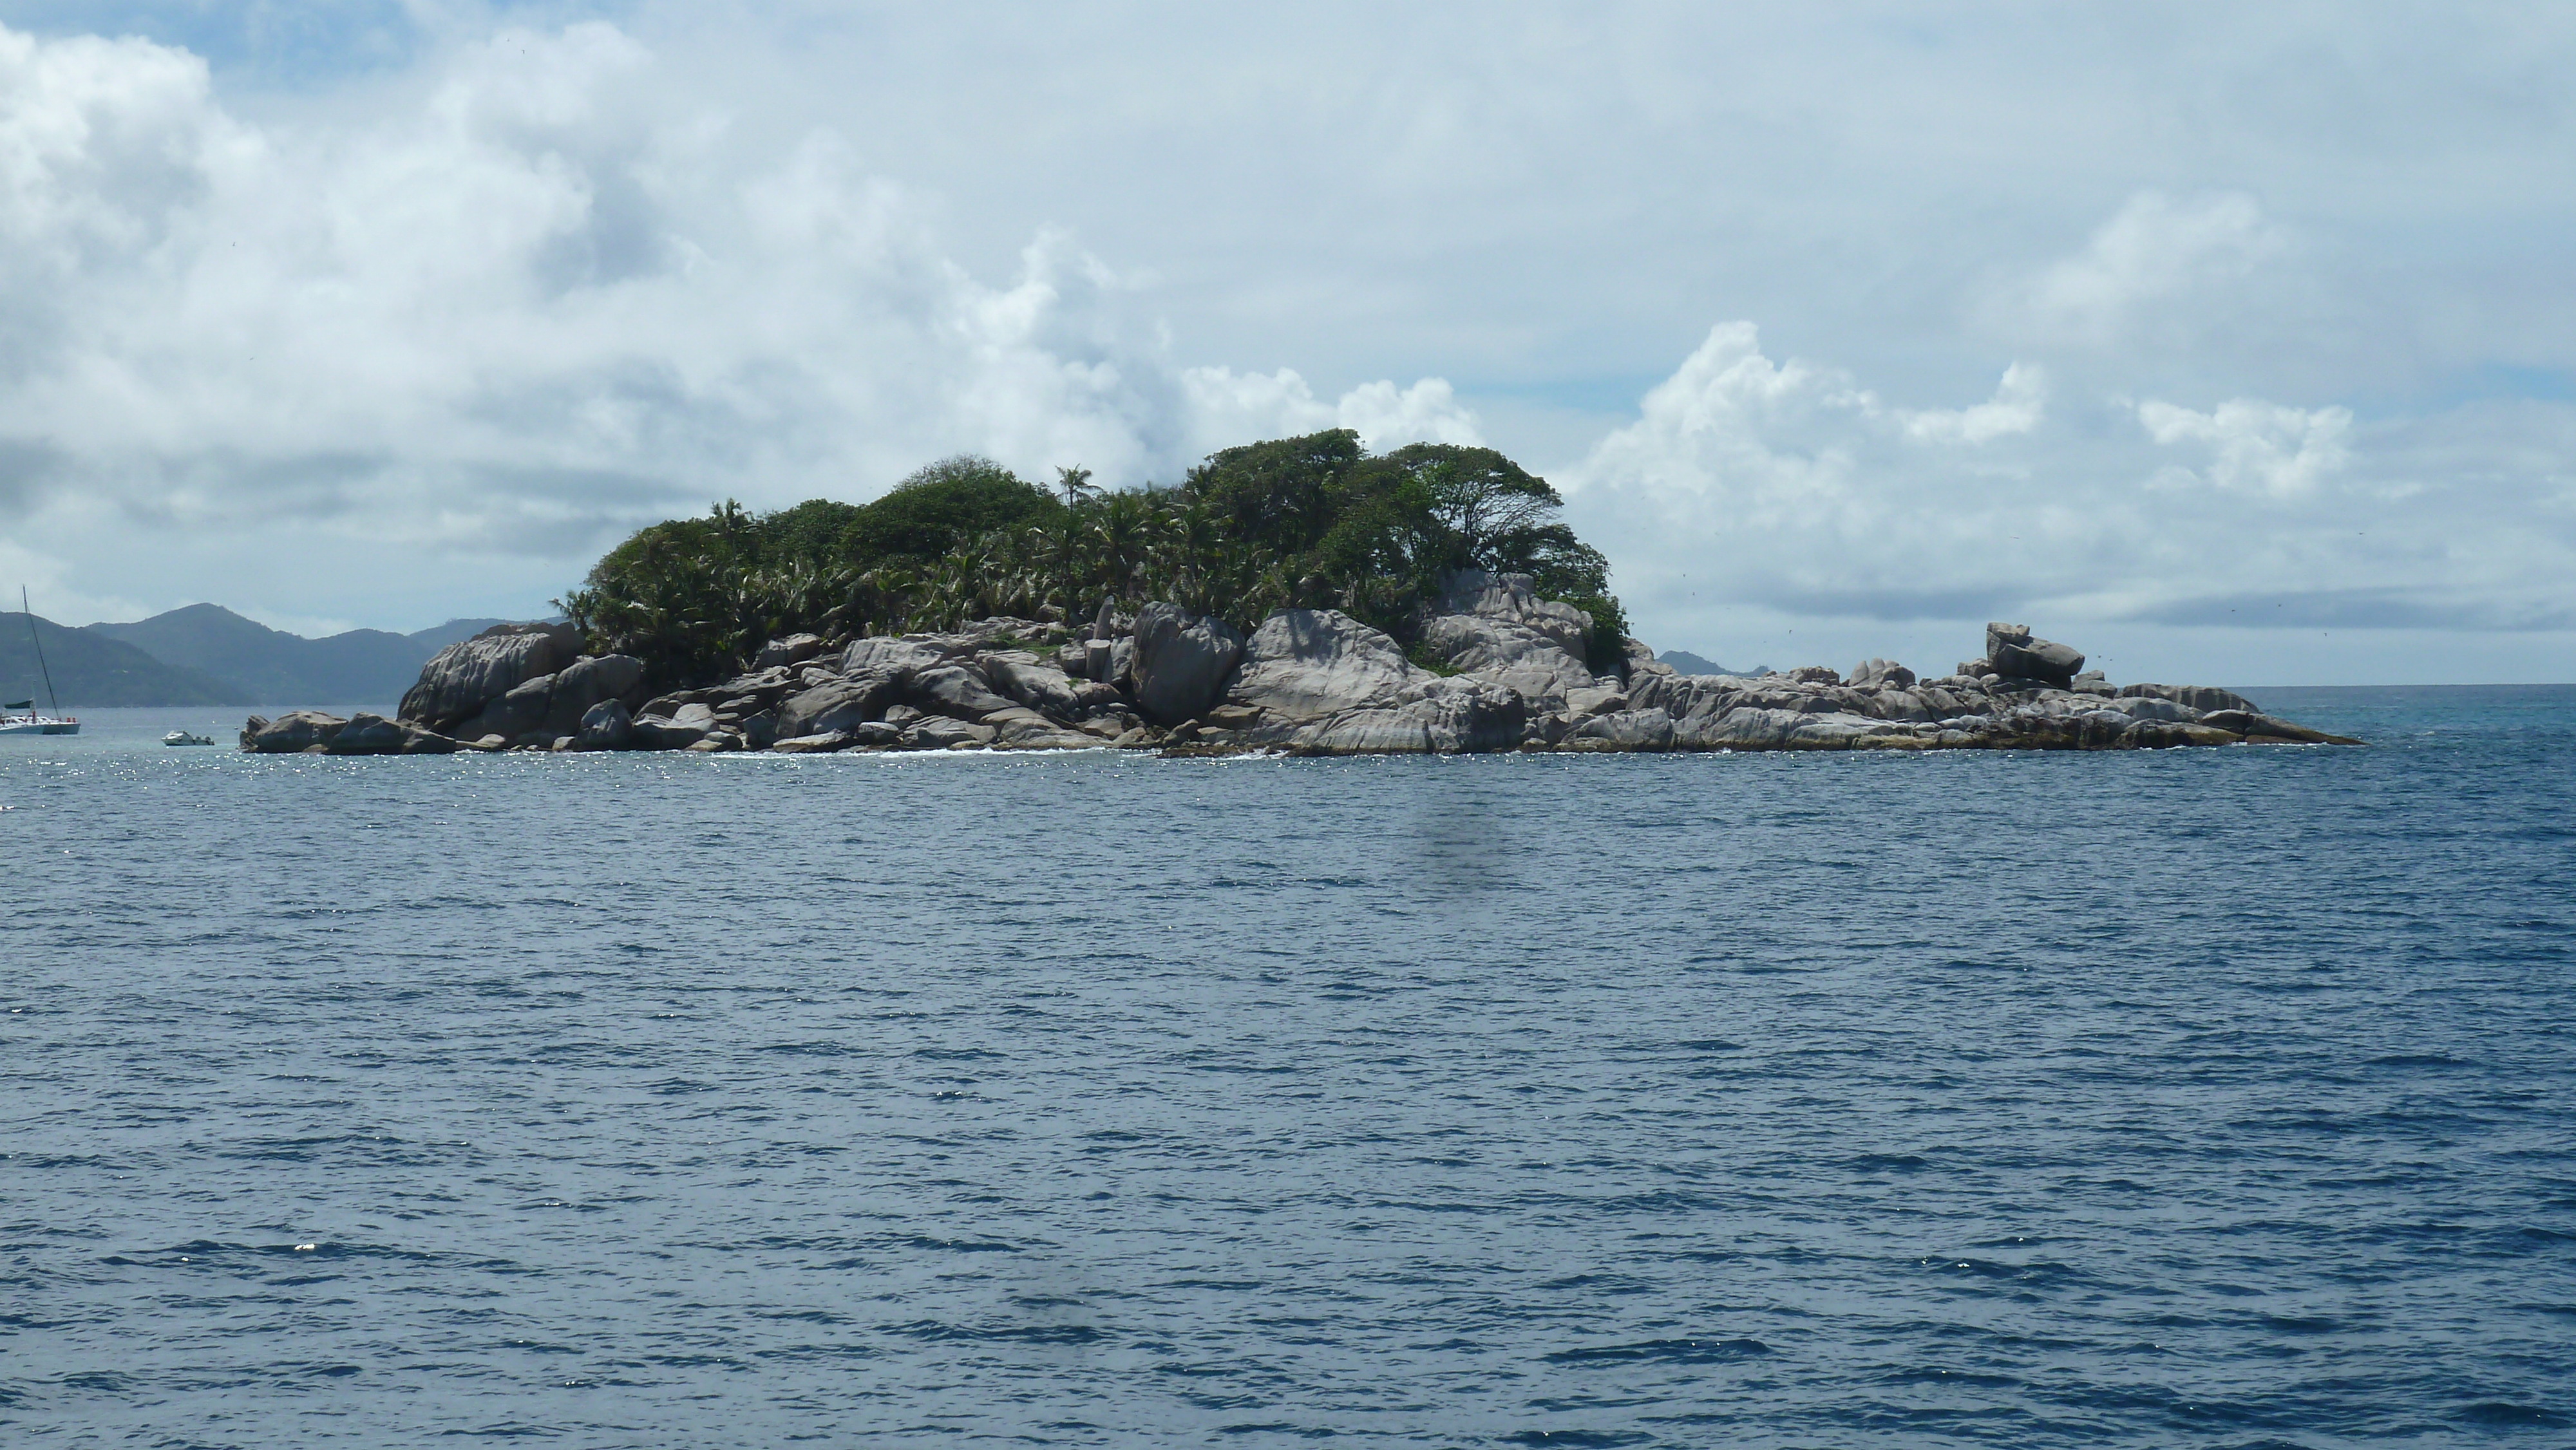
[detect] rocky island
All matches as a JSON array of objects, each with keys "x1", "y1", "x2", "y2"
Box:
[{"x1": 241, "y1": 431, "x2": 2358, "y2": 757}]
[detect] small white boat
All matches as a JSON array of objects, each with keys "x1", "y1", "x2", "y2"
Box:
[{"x1": 163, "y1": 730, "x2": 214, "y2": 747}]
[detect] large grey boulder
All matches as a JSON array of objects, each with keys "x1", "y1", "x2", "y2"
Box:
[
  {"x1": 1994, "y1": 637, "x2": 2084, "y2": 686},
  {"x1": 2119, "y1": 682, "x2": 2260, "y2": 715},
  {"x1": 628, "y1": 706, "x2": 714, "y2": 750},
  {"x1": 753, "y1": 634, "x2": 828, "y2": 670},
  {"x1": 450, "y1": 653, "x2": 647, "y2": 746},
  {"x1": 241, "y1": 710, "x2": 347, "y2": 752},
  {"x1": 1667, "y1": 706, "x2": 1922, "y2": 751},
  {"x1": 983, "y1": 707, "x2": 1100, "y2": 750},
  {"x1": 981, "y1": 652, "x2": 1088, "y2": 719},
  {"x1": 1417, "y1": 613, "x2": 1593, "y2": 707},
  {"x1": 1287, "y1": 679, "x2": 1529, "y2": 755},
  {"x1": 2198, "y1": 710, "x2": 2357, "y2": 745},
  {"x1": 1620, "y1": 637, "x2": 1669, "y2": 682},
  {"x1": 1982, "y1": 622, "x2": 2084, "y2": 686},
  {"x1": 1131, "y1": 604, "x2": 1245, "y2": 725},
  {"x1": 2105, "y1": 695, "x2": 2199, "y2": 723},
  {"x1": 905, "y1": 664, "x2": 1019, "y2": 722},
  {"x1": 907, "y1": 717, "x2": 996, "y2": 749},
  {"x1": 552, "y1": 654, "x2": 645, "y2": 720},
  {"x1": 777, "y1": 676, "x2": 898, "y2": 737},
  {"x1": 1849, "y1": 658, "x2": 1917, "y2": 690},
  {"x1": 840, "y1": 636, "x2": 950, "y2": 676},
  {"x1": 577, "y1": 699, "x2": 633, "y2": 749},
  {"x1": 328, "y1": 712, "x2": 459, "y2": 755},
  {"x1": 1432, "y1": 570, "x2": 1593, "y2": 658},
  {"x1": 1226, "y1": 608, "x2": 1423, "y2": 722},
  {"x1": 398, "y1": 623, "x2": 582, "y2": 731},
  {"x1": 243, "y1": 710, "x2": 454, "y2": 754},
  {"x1": 1564, "y1": 707, "x2": 1675, "y2": 751}
]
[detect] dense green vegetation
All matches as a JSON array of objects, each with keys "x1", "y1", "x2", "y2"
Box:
[{"x1": 561, "y1": 431, "x2": 1628, "y2": 686}]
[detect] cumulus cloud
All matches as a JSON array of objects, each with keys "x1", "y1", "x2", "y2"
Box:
[
  {"x1": 2137, "y1": 397, "x2": 2353, "y2": 497},
  {"x1": 1180, "y1": 369, "x2": 1480, "y2": 454},
  {"x1": 0, "y1": 19, "x2": 1473, "y2": 598},
  {"x1": 2001, "y1": 191, "x2": 2289, "y2": 346},
  {"x1": 1562, "y1": 321, "x2": 2576, "y2": 673},
  {"x1": 1899, "y1": 363, "x2": 2047, "y2": 444},
  {"x1": 1564, "y1": 323, "x2": 2078, "y2": 622}
]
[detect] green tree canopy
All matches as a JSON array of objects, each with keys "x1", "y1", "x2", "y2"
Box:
[{"x1": 562, "y1": 434, "x2": 1629, "y2": 685}]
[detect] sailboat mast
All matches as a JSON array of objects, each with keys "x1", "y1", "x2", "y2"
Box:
[{"x1": 22, "y1": 586, "x2": 59, "y2": 717}]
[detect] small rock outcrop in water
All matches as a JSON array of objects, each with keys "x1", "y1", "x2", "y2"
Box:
[{"x1": 245, "y1": 596, "x2": 2358, "y2": 756}]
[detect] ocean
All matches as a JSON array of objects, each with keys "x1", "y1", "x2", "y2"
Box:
[{"x1": 4, "y1": 688, "x2": 2571, "y2": 1447}]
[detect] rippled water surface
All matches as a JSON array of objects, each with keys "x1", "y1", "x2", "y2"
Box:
[{"x1": 5, "y1": 690, "x2": 2572, "y2": 1447}]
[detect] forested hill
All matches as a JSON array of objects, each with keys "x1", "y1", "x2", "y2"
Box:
[
  {"x1": 565, "y1": 430, "x2": 1629, "y2": 688},
  {"x1": 1, "y1": 613, "x2": 247, "y2": 708},
  {"x1": 2, "y1": 608, "x2": 549, "y2": 708},
  {"x1": 84, "y1": 605, "x2": 474, "y2": 706}
]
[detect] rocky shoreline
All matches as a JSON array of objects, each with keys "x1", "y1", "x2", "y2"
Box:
[{"x1": 240, "y1": 572, "x2": 2359, "y2": 757}]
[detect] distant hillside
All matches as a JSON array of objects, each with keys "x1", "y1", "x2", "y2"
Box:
[
  {"x1": 1660, "y1": 649, "x2": 1770, "y2": 677},
  {"x1": 88, "y1": 604, "x2": 435, "y2": 706},
  {"x1": 3, "y1": 612, "x2": 250, "y2": 708},
  {"x1": 408, "y1": 618, "x2": 514, "y2": 654}
]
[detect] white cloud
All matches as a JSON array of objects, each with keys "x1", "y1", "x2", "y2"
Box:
[
  {"x1": 1899, "y1": 363, "x2": 2047, "y2": 444},
  {"x1": 2007, "y1": 191, "x2": 2289, "y2": 345},
  {"x1": 1563, "y1": 323, "x2": 2085, "y2": 628},
  {"x1": 1562, "y1": 321, "x2": 2576, "y2": 676},
  {"x1": 1180, "y1": 368, "x2": 1480, "y2": 455},
  {"x1": 2137, "y1": 397, "x2": 2353, "y2": 497},
  {"x1": 0, "y1": 19, "x2": 1474, "y2": 599}
]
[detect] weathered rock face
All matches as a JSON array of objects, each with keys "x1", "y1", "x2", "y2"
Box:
[
  {"x1": 982, "y1": 652, "x2": 1090, "y2": 719},
  {"x1": 1227, "y1": 608, "x2": 1423, "y2": 722},
  {"x1": 2105, "y1": 695, "x2": 2197, "y2": 723},
  {"x1": 242, "y1": 710, "x2": 346, "y2": 752},
  {"x1": 1566, "y1": 706, "x2": 1675, "y2": 752},
  {"x1": 1285, "y1": 679, "x2": 1530, "y2": 755},
  {"x1": 1131, "y1": 605, "x2": 1245, "y2": 725},
  {"x1": 451, "y1": 654, "x2": 647, "y2": 746},
  {"x1": 578, "y1": 699, "x2": 632, "y2": 750},
  {"x1": 841, "y1": 636, "x2": 951, "y2": 677},
  {"x1": 1433, "y1": 570, "x2": 1593, "y2": 658},
  {"x1": 753, "y1": 634, "x2": 828, "y2": 670},
  {"x1": 1849, "y1": 658, "x2": 1917, "y2": 690},
  {"x1": 777, "y1": 677, "x2": 897, "y2": 739},
  {"x1": 2120, "y1": 682, "x2": 2259, "y2": 715},
  {"x1": 398, "y1": 623, "x2": 582, "y2": 731},
  {"x1": 332, "y1": 712, "x2": 460, "y2": 755},
  {"x1": 1419, "y1": 614, "x2": 1594, "y2": 706},
  {"x1": 278, "y1": 607, "x2": 2351, "y2": 759},
  {"x1": 241, "y1": 710, "x2": 457, "y2": 754},
  {"x1": 983, "y1": 707, "x2": 1099, "y2": 750},
  {"x1": 1984, "y1": 622, "x2": 2083, "y2": 686},
  {"x1": 905, "y1": 664, "x2": 1019, "y2": 722},
  {"x1": 908, "y1": 717, "x2": 995, "y2": 749}
]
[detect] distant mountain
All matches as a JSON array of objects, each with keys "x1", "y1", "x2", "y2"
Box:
[
  {"x1": 3, "y1": 611, "x2": 250, "y2": 708},
  {"x1": 1660, "y1": 649, "x2": 1768, "y2": 677},
  {"x1": 86, "y1": 604, "x2": 429, "y2": 707}
]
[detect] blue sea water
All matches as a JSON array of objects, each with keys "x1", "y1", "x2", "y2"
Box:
[{"x1": 3, "y1": 688, "x2": 2571, "y2": 1448}]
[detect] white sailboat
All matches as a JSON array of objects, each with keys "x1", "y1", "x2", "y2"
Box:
[{"x1": 5, "y1": 587, "x2": 79, "y2": 736}]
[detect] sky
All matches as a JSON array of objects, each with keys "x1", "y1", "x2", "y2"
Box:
[{"x1": 0, "y1": 1, "x2": 2570, "y2": 683}]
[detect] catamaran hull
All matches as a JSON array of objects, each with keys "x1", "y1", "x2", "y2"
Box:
[{"x1": 0, "y1": 720, "x2": 78, "y2": 735}]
